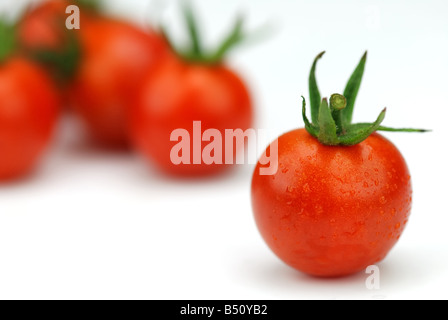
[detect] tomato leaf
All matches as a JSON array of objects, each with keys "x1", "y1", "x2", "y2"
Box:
[
  {"x1": 302, "y1": 97, "x2": 319, "y2": 138},
  {"x1": 317, "y1": 98, "x2": 339, "y2": 145},
  {"x1": 210, "y1": 15, "x2": 244, "y2": 62},
  {"x1": 30, "y1": 31, "x2": 81, "y2": 83},
  {"x1": 342, "y1": 51, "x2": 367, "y2": 126},
  {"x1": 309, "y1": 51, "x2": 325, "y2": 125},
  {"x1": 347, "y1": 123, "x2": 430, "y2": 133},
  {"x1": 376, "y1": 126, "x2": 430, "y2": 133},
  {"x1": 183, "y1": 2, "x2": 203, "y2": 57},
  {"x1": 339, "y1": 108, "x2": 386, "y2": 145}
]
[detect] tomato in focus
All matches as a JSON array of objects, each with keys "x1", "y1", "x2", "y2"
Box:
[
  {"x1": 251, "y1": 129, "x2": 412, "y2": 277},
  {"x1": 250, "y1": 52, "x2": 426, "y2": 277}
]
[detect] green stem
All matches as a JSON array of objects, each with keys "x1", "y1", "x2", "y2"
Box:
[{"x1": 330, "y1": 94, "x2": 347, "y2": 134}]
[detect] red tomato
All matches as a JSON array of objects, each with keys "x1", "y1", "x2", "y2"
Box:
[
  {"x1": 69, "y1": 17, "x2": 168, "y2": 148},
  {"x1": 0, "y1": 58, "x2": 59, "y2": 181},
  {"x1": 251, "y1": 129, "x2": 412, "y2": 277},
  {"x1": 17, "y1": 0, "x2": 70, "y2": 51},
  {"x1": 131, "y1": 56, "x2": 253, "y2": 176}
]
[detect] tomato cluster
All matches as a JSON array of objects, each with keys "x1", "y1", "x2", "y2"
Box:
[{"x1": 0, "y1": 0, "x2": 253, "y2": 180}]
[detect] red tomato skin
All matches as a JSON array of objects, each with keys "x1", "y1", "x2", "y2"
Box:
[
  {"x1": 17, "y1": 0, "x2": 71, "y2": 51},
  {"x1": 69, "y1": 17, "x2": 168, "y2": 148},
  {"x1": 131, "y1": 57, "x2": 253, "y2": 176},
  {"x1": 251, "y1": 129, "x2": 412, "y2": 277},
  {"x1": 0, "y1": 58, "x2": 59, "y2": 181}
]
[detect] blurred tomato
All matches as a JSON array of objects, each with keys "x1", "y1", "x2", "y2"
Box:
[
  {"x1": 69, "y1": 17, "x2": 168, "y2": 148},
  {"x1": 17, "y1": 0, "x2": 84, "y2": 83},
  {"x1": 18, "y1": 0, "x2": 168, "y2": 148},
  {"x1": 18, "y1": 0, "x2": 71, "y2": 51},
  {"x1": 131, "y1": 55, "x2": 253, "y2": 176},
  {"x1": 0, "y1": 57, "x2": 59, "y2": 181},
  {"x1": 130, "y1": 4, "x2": 255, "y2": 176}
]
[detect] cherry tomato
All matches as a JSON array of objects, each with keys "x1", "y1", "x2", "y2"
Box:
[
  {"x1": 252, "y1": 129, "x2": 412, "y2": 277},
  {"x1": 17, "y1": 0, "x2": 70, "y2": 52},
  {"x1": 131, "y1": 56, "x2": 253, "y2": 176},
  {"x1": 251, "y1": 52, "x2": 425, "y2": 277},
  {"x1": 69, "y1": 17, "x2": 168, "y2": 148},
  {"x1": 0, "y1": 58, "x2": 59, "y2": 181},
  {"x1": 130, "y1": 4, "x2": 254, "y2": 176}
]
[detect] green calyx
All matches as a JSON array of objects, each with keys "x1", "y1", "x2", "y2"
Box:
[
  {"x1": 0, "y1": 20, "x2": 17, "y2": 63},
  {"x1": 75, "y1": 0, "x2": 102, "y2": 12},
  {"x1": 161, "y1": 2, "x2": 252, "y2": 65},
  {"x1": 23, "y1": 0, "x2": 94, "y2": 83},
  {"x1": 302, "y1": 51, "x2": 428, "y2": 146},
  {"x1": 29, "y1": 31, "x2": 81, "y2": 84}
]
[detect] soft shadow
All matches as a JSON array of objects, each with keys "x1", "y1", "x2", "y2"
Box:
[
  {"x1": 130, "y1": 156, "x2": 255, "y2": 189},
  {"x1": 375, "y1": 246, "x2": 446, "y2": 292},
  {"x1": 237, "y1": 246, "x2": 445, "y2": 299}
]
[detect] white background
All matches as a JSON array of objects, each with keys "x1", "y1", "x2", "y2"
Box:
[{"x1": 0, "y1": 0, "x2": 447, "y2": 300}]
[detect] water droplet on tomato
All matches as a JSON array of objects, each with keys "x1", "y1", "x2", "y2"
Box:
[
  {"x1": 379, "y1": 196, "x2": 387, "y2": 204},
  {"x1": 394, "y1": 222, "x2": 401, "y2": 229},
  {"x1": 302, "y1": 183, "x2": 311, "y2": 193},
  {"x1": 282, "y1": 168, "x2": 289, "y2": 174}
]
